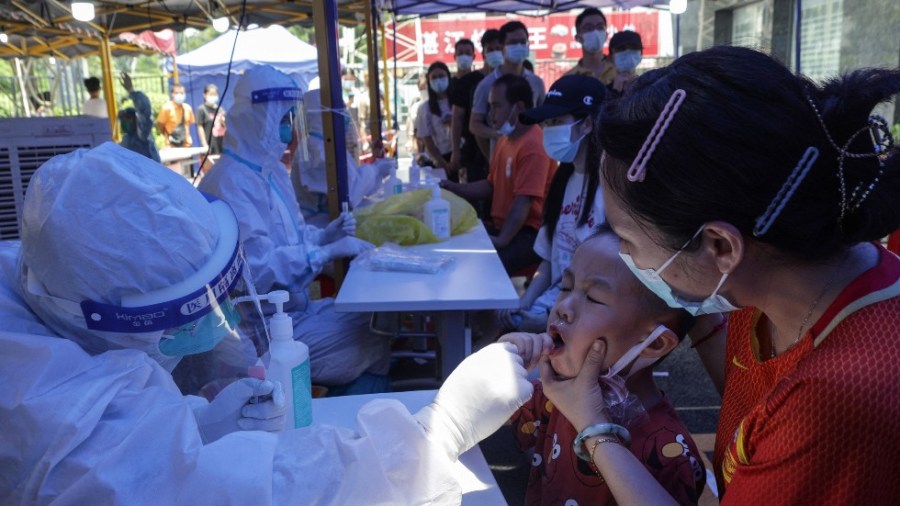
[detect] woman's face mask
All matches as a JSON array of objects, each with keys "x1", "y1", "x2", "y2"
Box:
[
  {"x1": 580, "y1": 30, "x2": 606, "y2": 54},
  {"x1": 618, "y1": 227, "x2": 740, "y2": 316},
  {"x1": 485, "y1": 50, "x2": 504, "y2": 69},
  {"x1": 205, "y1": 95, "x2": 219, "y2": 106},
  {"x1": 542, "y1": 119, "x2": 586, "y2": 163},
  {"x1": 614, "y1": 50, "x2": 643, "y2": 72},
  {"x1": 504, "y1": 44, "x2": 529, "y2": 65},
  {"x1": 429, "y1": 76, "x2": 449, "y2": 94},
  {"x1": 172, "y1": 93, "x2": 186, "y2": 105}
]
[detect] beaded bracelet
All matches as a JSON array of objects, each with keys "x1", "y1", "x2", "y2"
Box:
[
  {"x1": 690, "y1": 319, "x2": 727, "y2": 349},
  {"x1": 573, "y1": 423, "x2": 631, "y2": 461}
]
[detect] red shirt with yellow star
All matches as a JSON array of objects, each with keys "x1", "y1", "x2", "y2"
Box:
[
  {"x1": 714, "y1": 244, "x2": 900, "y2": 504},
  {"x1": 512, "y1": 381, "x2": 706, "y2": 505}
]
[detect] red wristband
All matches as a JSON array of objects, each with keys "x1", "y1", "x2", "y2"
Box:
[{"x1": 690, "y1": 319, "x2": 727, "y2": 348}]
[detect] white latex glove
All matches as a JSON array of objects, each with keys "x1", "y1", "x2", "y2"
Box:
[
  {"x1": 414, "y1": 342, "x2": 534, "y2": 461},
  {"x1": 320, "y1": 212, "x2": 357, "y2": 244},
  {"x1": 498, "y1": 332, "x2": 553, "y2": 371},
  {"x1": 194, "y1": 378, "x2": 286, "y2": 444},
  {"x1": 322, "y1": 236, "x2": 374, "y2": 261},
  {"x1": 371, "y1": 157, "x2": 397, "y2": 180}
]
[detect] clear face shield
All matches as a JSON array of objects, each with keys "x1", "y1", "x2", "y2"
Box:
[
  {"x1": 74, "y1": 197, "x2": 271, "y2": 397},
  {"x1": 252, "y1": 86, "x2": 309, "y2": 163}
]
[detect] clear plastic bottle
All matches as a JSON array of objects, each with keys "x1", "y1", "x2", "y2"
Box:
[
  {"x1": 409, "y1": 158, "x2": 421, "y2": 189},
  {"x1": 423, "y1": 182, "x2": 451, "y2": 240},
  {"x1": 264, "y1": 290, "x2": 312, "y2": 429},
  {"x1": 384, "y1": 165, "x2": 403, "y2": 196}
]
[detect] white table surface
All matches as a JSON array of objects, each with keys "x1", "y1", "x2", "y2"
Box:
[
  {"x1": 159, "y1": 146, "x2": 208, "y2": 164},
  {"x1": 312, "y1": 390, "x2": 507, "y2": 506},
  {"x1": 334, "y1": 223, "x2": 519, "y2": 312}
]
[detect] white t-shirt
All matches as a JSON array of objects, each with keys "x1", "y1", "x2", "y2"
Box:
[
  {"x1": 83, "y1": 97, "x2": 108, "y2": 118},
  {"x1": 531, "y1": 171, "x2": 605, "y2": 310},
  {"x1": 415, "y1": 98, "x2": 452, "y2": 155}
]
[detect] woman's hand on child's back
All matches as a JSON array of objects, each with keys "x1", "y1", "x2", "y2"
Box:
[
  {"x1": 498, "y1": 332, "x2": 552, "y2": 371},
  {"x1": 539, "y1": 340, "x2": 610, "y2": 433}
]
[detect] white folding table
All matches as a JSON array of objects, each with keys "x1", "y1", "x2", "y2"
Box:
[
  {"x1": 333, "y1": 223, "x2": 519, "y2": 378},
  {"x1": 311, "y1": 389, "x2": 507, "y2": 505}
]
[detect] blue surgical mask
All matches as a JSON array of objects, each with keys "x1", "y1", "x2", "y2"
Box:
[
  {"x1": 497, "y1": 108, "x2": 518, "y2": 136},
  {"x1": 430, "y1": 77, "x2": 449, "y2": 93},
  {"x1": 158, "y1": 300, "x2": 241, "y2": 357},
  {"x1": 279, "y1": 122, "x2": 294, "y2": 144},
  {"x1": 504, "y1": 44, "x2": 529, "y2": 65},
  {"x1": 618, "y1": 227, "x2": 740, "y2": 316},
  {"x1": 172, "y1": 94, "x2": 185, "y2": 105},
  {"x1": 485, "y1": 50, "x2": 504, "y2": 69},
  {"x1": 542, "y1": 120, "x2": 585, "y2": 163},
  {"x1": 614, "y1": 50, "x2": 642, "y2": 72},
  {"x1": 456, "y1": 54, "x2": 474, "y2": 70},
  {"x1": 581, "y1": 30, "x2": 606, "y2": 54}
]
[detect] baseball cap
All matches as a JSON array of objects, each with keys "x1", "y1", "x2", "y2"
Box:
[
  {"x1": 519, "y1": 74, "x2": 606, "y2": 125},
  {"x1": 609, "y1": 30, "x2": 643, "y2": 52}
]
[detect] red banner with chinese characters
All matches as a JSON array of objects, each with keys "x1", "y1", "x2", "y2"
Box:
[{"x1": 386, "y1": 11, "x2": 659, "y2": 64}]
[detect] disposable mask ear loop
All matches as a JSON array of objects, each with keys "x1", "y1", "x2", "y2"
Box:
[
  {"x1": 653, "y1": 226, "x2": 705, "y2": 279},
  {"x1": 605, "y1": 324, "x2": 669, "y2": 378}
]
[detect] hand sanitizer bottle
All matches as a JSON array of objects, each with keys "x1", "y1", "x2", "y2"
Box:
[
  {"x1": 423, "y1": 182, "x2": 451, "y2": 240},
  {"x1": 264, "y1": 290, "x2": 312, "y2": 429},
  {"x1": 384, "y1": 165, "x2": 403, "y2": 196},
  {"x1": 409, "y1": 158, "x2": 421, "y2": 189}
]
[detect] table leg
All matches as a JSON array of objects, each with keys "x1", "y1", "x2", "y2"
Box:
[{"x1": 437, "y1": 311, "x2": 471, "y2": 379}]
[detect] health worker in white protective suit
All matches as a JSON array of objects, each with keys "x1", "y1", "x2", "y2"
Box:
[
  {"x1": 199, "y1": 65, "x2": 390, "y2": 394},
  {"x1": 291, "y1": 88, "x2": 394, "y2": 228},
  {"x1": 0, "y1": 142, "x2": 534, "y2": 504}
]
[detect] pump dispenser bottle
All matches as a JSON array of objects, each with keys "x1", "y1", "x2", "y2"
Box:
[
  {"x1": 423, "y1": 181, "x2": 451, "y2": 240},
  {"x1": 263, "y1": 290, "x2": 312, "y2": 429}
]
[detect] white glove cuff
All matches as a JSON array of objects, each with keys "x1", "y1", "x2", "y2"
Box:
[
  {"x1": 307, "y1": 244, "x2": 329, "y2": 273},
  {"x1": 413, "y1": 403, "x2": 466, "y2": 462}
]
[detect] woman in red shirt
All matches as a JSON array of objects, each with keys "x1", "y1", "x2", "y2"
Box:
[{"x1": 540, "y1": 45, "x2": 900, "y2": 505}]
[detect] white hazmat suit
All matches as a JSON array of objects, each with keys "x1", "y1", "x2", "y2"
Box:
[
  {"x1": 0, "y1": 142, "x2": 534, "y2": 504},
  {"x1": 198, "y1": 66, "x2": 389, "y2": 388},
  {"x1": 291, "y1": 88, "x2": 392, "y2": 228}
]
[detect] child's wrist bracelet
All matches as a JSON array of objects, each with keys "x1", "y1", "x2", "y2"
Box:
[
  {"x1": 690, "y1": 319, "x2": 727, "y2": 349},
  {"x1": 587, "y1": 437, "x2": 621, "y2": 480},
  {"x1": 573, "y1": 423, "x2": 631, "y2": 461}
]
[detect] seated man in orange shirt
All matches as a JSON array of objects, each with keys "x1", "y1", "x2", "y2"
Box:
[
  {"x1": 442, "y1": 74, "x2": 556, "y2": 274},
  {"x1": 156, "y1": 84, "x2": 195, "y2": 148}
]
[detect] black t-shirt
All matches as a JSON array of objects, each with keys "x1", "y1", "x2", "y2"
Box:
[
  {"x1": 197, "y1": 104, "x2": 223, "y2": 137},
  {"x1": 449, "y1": 71, "x2": 487, "y2": 168}
]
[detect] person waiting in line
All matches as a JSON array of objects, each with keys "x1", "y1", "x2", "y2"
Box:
[
  {"x1": 566, "y1": 7, "x2": 616, "y2": 85},
  {"x1": 197, "y1": 83, "x2": 226, "y2": 155},
  {"x1": 449, "y1": 29, "x2": 502, "y2": 191},
  {"x1": 416, "y1": 61, "x2": 454, "y2": 173},
  {"x1": 608, "y1": 30, "x2": 644, "y2": 95},
  {"x1": 117, "y1": 72, "x2": 160, "y2": 163},
  {"x1": 495, "y1": 75, "x2": 607, "y2": 335},
  {"x1": 156, "y1": 83, "x2": 195, "y2": 148},
  {"x1": 0, "y1": 141, "x2": 535, "y2": 504},
  {"x1": 546, "y1": 46, "x2": 900, "y2": 504},
  {"x1": 442, "y1": 74, "x2": 555, "y2": 275},
  {"x1": 405, "y1": 76, "x2": 428, "y2": 157},
  {"x1": 82, "y1": 76, "x2": 107, "y2": 118},
  {"x1": 199, "y1": 65, "x2": 392, "y2": 394},
  {"x1": 469, "y1": 21, "x2": 546, "y2": 162},
  {"x1": 501, "y1": 230, "x2": 706, "y2": 505}
]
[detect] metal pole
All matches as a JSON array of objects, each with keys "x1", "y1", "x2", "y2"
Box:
[
  {"x1": 364, "y1": 0, "x2": 383, "y2": 157},
  {"x1": 99, "y1": 34, "x2": 119, "y2": 139},
  {"x1": 794, "y1": 0, "x2": 802, "y2": 73},
  {"x1": 675, "y1": 14, "x2": 681, "y2": 59}
]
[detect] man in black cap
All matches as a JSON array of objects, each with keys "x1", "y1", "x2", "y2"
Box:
[
  {"x1": 608, "y1": 30, "x2": 643, "y2": 94},
  {"x1": 82, "y1": 76, "x2": 108, "y2": 118}
]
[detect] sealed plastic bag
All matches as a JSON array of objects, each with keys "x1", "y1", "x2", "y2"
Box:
[
  {"x1": 355, "y1": 188, "x2": 478, "y2": 246},
  {"x1": 353, "y1": 243, "x2": 455, "y2": 274}
]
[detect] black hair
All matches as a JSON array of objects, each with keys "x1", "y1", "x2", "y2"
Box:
[
  {"x1": 499, "y1": 21, "x2": 528, "y2": 43},
  {"x1": 203, "y1": 83, "x2": 218, "y2": 94},
  {"x1": 522, "y1": 59, "x2": 534, "y2": 73},
  {"x1": 481, "y1": 29, "x2": 502, "y2": 50},
  {"x1": 84, "y1": 77, "x2": 100, "y2": 92},
  {"x1": 425, "y1": 61, "x2": 452, "y2": 117},
  {"x1": 575, "y1": 7, "x2": 607, "y2": 32},
  {"x1": 542, "y1": 107, "x2": 603, "y2": 241},
  {"x1": 455, "y1": 38, "x2": 475, "y2": 53},
  {"x1": 493, "y1": 74, "x2": 533, "y2": 110},
  {"x1": 600, "y1": 45, "x2": 900, "y2": 262}
]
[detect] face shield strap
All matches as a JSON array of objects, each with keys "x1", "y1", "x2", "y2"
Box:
[{"x1": 80, "y1": 241, "x2": 244, "y2": 333}]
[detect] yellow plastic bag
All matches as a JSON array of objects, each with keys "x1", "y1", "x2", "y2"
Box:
[{"x1": 355, "y1": 188, "x2": 478, "y2": 246}]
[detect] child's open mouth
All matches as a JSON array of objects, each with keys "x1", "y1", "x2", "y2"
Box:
[{"x1": 547, "y1": 323, "x2": 566, "y2": 357}]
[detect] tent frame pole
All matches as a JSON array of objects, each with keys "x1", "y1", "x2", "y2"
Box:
[{"x1": 99, "y1": 34, "x2": 119, "y2": 140}]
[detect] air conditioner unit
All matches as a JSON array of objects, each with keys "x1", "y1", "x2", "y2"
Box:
[{"x1": 0, "y1": 116, "x2": 111, "y2": 240}]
